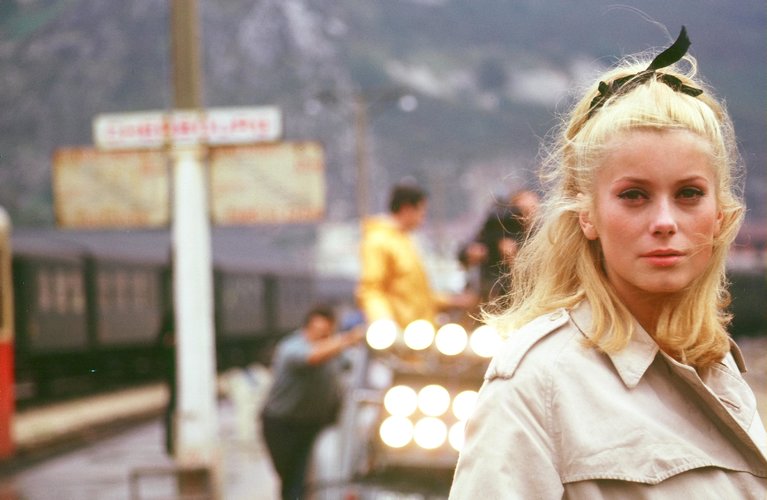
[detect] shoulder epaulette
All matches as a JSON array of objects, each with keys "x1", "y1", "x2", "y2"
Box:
[{"x1": 485, "y1": 309, "x2": 570, "y2": 380}]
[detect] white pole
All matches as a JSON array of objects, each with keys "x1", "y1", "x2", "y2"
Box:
[{"x1": 171, "y1": 143, "x2": 219, "y2": 467}]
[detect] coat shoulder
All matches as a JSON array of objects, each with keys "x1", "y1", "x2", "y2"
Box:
[{"x1": 484, "y1": 309, "x2": 574, "y2": 380}]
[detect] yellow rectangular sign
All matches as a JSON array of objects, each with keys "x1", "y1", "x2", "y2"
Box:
[
  {"x1": 53, "y1": 148, "x2": 170, "y2": 228},
  {"x1": 210, "y1": 142, "x2": 325, "y2": 224}
]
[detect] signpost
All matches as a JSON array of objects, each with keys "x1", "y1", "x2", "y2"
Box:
[
  {"x1": 210, "y1": 142, "x2": 325, "y2": 225},
  {"x1": 52, "y1": 137, "x2": 327, "y2": 229},
  {"x1": 52, "y1": 148, "x2": 170, "y2": 228},
  {"x1": 93, "y1": 107, "x2": 282, "y2": 150},
  {"x1": 47, "y1": 2, "x2": 319, "y2": 494},
  {"x1": 167, "y1": 1, "x2": 215, "y2": 495}
]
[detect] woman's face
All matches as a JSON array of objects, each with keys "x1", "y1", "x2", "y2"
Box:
[{"x1": 579, "y1": 128, "x2": 722, "y2": 309}]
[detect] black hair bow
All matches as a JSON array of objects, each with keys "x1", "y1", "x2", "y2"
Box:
[{"x1": 588, "y1": 26, "x2": 703, "y2": 118}]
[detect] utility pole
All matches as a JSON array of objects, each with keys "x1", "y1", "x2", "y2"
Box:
[
  {"x1": 170, "y1": 0, "x2": 218, "y2": 496},
  {"x1": 171, "y1": 0, "x2": 203, "y2": 109},
  {"x1": 350, "y1": 90, "x2": 416, "y2": 218},
  {"x1": 353, "y1": 93, "x2": 370, "y2": 219},
  {"x1": 313, "y1": 88, "x2": 415, "y2": 219}
]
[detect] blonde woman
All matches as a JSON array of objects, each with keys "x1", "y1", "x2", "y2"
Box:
[{"x1": 449, "y1": 27, "x2": 766, "y2": 499}]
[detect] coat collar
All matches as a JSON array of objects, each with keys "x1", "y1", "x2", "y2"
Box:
[
  {"x1": 568, "y1": 300, "x2": 657, "y2": 389},
  {"x1": 568, "y1": 300, "x2": 749, "y2": 389}
]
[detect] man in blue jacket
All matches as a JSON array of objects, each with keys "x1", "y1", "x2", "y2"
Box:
[{"x1": 261, "y1": 305, "x2": 364, "y2": 499}]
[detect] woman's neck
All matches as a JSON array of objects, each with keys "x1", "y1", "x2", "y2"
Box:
[{"x1": 624, "y1": 294, "x2": 689, "y2": 362}]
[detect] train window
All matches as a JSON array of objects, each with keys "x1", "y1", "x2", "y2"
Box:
[
  {"x1": 98, "y1": 273, "x2": 111, "y2": 311},
  {"x1": 132, "y1": 272, "x2": 141, "y2": 309},
  {"x1": 223, "y1": 286, "x2": 237, "y2": 311},
  {"x1": 147, "y1": 272, "x2": 158, "y2": 307},
  {"x1": 38, "y1": 269, "x2": 52, "y2": 313},
  {"x1": 245, "y1": 280, "x2": 261, "y2": 303},
  {"x1": 69, "y1": 271, "x2": 85, "y2": 314},
  {"x1": 54, "y1": 268, "x2": 68, "y2": 314},
  {"x1": 132, "y1": 272, "x2": 149, "y2": 309},
  {"x1": 115, "y1": 271, "x2": 128, "y2": 312}
]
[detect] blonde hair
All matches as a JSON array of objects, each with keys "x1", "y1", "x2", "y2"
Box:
[{"x1": 488, "y1": 54, "x2": 744, "y2": 368}]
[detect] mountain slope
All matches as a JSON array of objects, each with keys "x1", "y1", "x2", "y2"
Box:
[{"x1": 0, "y1": 0, "x2": 763, "y2": 226}]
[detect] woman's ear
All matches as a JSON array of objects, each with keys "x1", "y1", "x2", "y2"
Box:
[
  {"x1": 714, "y1": 209, "x2": 724, "y2": 237},
  {"x1": 578, "y1": 210, "x2": 599, "y2": 240}
]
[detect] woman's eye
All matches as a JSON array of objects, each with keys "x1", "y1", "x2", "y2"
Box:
[
  {"x1": 678, "y1": 187, "x2": 705, "y2": 199},
  {"x1": 618, "y1": 189, "x2": 647, "y2": 201}
]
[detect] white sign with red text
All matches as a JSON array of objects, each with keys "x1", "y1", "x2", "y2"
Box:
[{"x1": 93, "y1": 106, "x2": 282, "y2": 150}]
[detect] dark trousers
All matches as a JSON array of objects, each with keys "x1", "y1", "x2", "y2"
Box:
[{"x1": 262, "y1": 415, "x2": 325, "y2": 500}]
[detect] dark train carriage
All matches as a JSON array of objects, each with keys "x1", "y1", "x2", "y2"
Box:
[
  {"x1": 89, "y1": 255, "x2": 167, "y2": 381},
  {"x1": 11, "y1": 229, "x2": 171, "y2": 401},
  {"x1": 315, "y1": 275, "x2": 361, "y2": 330},
  {"x1": 315, "y1": 275, "x2": 357, "y2": 308},
  {"x1": 246, "y1": 271, "x2": 318, "y2": 366},
  {"x1": 13, "y1": 251, "x2": 88, "y2": 352},
  {"x1": 214, "y1": 266, "x2": 270, "y2": 368},
  {"x1": 270, "y1": 271, "x2": 317, "y2": 334},
  {"x1": 91, "y1": 257, "x2": 164, "y2": 346},
  {"x1": 7, "y1": 227, "x2": 366, "y2": 406},
  {"x1": 214, "y1": 266, "x2": 359, "y2": 368},
  {"x1": 728, "y1": 267, "x2": 767, "y2": 337},
  {"x1": 12, "y1": 243, "x2": 90, "y2": 400}
]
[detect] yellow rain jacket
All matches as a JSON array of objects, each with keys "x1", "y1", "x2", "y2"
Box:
[{"x1": 356, "y1": 215, "x2": 444, "y2": 327}]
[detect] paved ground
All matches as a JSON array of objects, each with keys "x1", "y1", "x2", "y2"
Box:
[
  {"x1": 0, "y1": 400, "x2": 280, "y2": 500},
  {"x1": 0, "y1": 337, "x2": 763, "y2": 499}
]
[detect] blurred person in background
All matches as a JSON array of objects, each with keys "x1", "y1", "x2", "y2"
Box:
[
  {"x1": 356, "y1": 182, "x2": 474, "y2": 328},
  {"x1": 261, "y1": 304, "x2": 364, "y2": 500},
  {"x1": 458, "y1": 188, "x2": 540, "y2": 301},
  {"x1": 449, "y1": 27, "x2": 766, "y2": 498}
]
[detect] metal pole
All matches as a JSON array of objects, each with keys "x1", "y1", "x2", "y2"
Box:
[
  {"x1": 353, "y1": 93, "x2": 369, "y2": 219},
  {"x1": 171, "y1": 0, "x2": 203, "y2": 109},
  {"x1": 169, "y1": 0, "x2": 219, "y2": 495}
]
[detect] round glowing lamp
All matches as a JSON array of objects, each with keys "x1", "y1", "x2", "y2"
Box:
[
  {"x1": 383, "y1": 385, "x2": 418, "y2": 417},
  {"x1": 379, "y1": 416, "x2": 414, "y2": 449},
  {"x1": 469, "y1": 324, "x2": 502, "y2": 358},
  {"x1": 366, "y1": 319, "x2": 399, "y2": 350},
  {"x1": 435, "y1": 323, "x2": 468, "y2": 356},
  {"x1": 413, "y1": 417, "x2": 447, "y2": 450},
  {"x1": 452, "y1": 390, "x2": 478, "y2": 421},
  {"x1": 448, "y1": 421, "x2": 466, "y2": 451},
  {"x1": 417, "y1": 384, "x2": 451, "y2": 417},
  {"x1": 403, "y1": 319, "x2": 435, "y2": 351}
]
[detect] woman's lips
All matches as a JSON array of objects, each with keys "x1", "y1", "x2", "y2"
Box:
[{"x1": 641, "y1": 249, "x2": 684, "y2": 267}]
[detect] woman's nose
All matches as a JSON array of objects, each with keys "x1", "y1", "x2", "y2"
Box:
[{"x1": 650, "y1": 199, "x2": 678, "y2": 236}]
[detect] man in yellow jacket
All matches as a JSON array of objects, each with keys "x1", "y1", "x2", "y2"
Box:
[{"x1": 357, "y1": 183, "x2": 469, "y2": 328}]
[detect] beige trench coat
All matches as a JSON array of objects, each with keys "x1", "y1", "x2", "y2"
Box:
[{"x1": 449, "y1": 301, "x2": 767, "y2": 499}]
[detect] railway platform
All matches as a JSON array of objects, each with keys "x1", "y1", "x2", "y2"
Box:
[
  {"x1": 0, "y1": 367, "x2": 281, "y2": 500},
  {"x1": 0, "y1": 336, "x2": 764, "y2": 500},
  {"x1": 1, "y1": 401, "x2": 280, "y2": 499}
]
